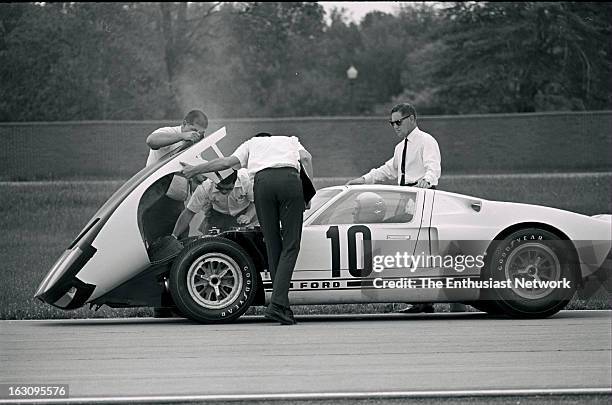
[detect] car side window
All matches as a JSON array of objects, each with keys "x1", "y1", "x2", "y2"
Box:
[{"x1": 312, "y1": 190, "x2": 418, "y2": 225}]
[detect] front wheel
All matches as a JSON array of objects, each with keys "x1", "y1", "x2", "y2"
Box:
[
  {"x1": 169, "y1": 237, "x2": 258, "y2": 323},
  {"x1": 482, "y1": 228, "x2": 578, "y2": 318}
]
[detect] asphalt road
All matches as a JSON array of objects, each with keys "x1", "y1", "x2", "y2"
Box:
[{"x1": 1, "y1": 311, "x2": 610, "y2": 402}]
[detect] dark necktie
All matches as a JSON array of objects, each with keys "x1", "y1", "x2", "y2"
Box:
[{"x1": 400, "y1": 137, "x2": 408, "y2": 186}]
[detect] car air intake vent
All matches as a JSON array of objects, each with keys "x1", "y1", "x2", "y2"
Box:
[{"x1": 471, "y1": 201, "x2": 482, "y2": 212}]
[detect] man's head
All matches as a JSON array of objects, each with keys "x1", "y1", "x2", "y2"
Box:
[
  {"x1": 353, "y1": 192, "x2": 386, "y2": 223},
  {"x1": 215, "y1": 170, "x2": 238, "y2": 195},
  {"x1": 389, "y1": 103, "x2": 417, "y2": 139},
  {"x1": 181, "y1": 110, "x2": 208, "y2": 134}
]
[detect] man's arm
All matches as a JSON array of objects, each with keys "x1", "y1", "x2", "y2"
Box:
[
  {"x1": 237, "y1": 202, "x2": 257, "y2": 225},
  {"x1": 171, "y1": 208, "x2": 197, "y2": 238},
  {"x1": 364, "y1": 156, "x2": 397, "y2": 184},
  {"x1": 347, "y1": 156, "x2": 397, "y2": 185},
  {"x1": 181, "y1": 156, "x2": 240, "y2": 179},
  {"x1": 147, "y1": 128, "x2": 202, "y2": 150},
  {"x1": 420, "y1": 138, "x2": 441, "y2": 186},
  {"x1": 298, "y1": 149, "x2": 313, "y2": 179},
  {"x1": 175, "y1": 181, "x2": 211, "y2": 236}
]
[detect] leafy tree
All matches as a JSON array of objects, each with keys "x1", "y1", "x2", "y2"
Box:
[
  {"x1": 156, "y1": 2, "x2": 222, "y2": 117},
  {"x1": 229, "y1": 2, "x2": 328, "y2": 115},
  {"x1": 0, "y1": 3, "x2": 169, "y2": 120},
  {"x1": 2, "y1": 2, "x2": 610, "y2": 121},
  {"x1": 426, "y1": 2, "x2": 612, "y2": 113}
]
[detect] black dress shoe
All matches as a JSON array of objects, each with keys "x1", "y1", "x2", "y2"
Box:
[
  {"x1": 264, "y1": 304, "x2": 297, "y2": 325},
  {"x1": 398, "y1": 303, "x2": 435, "y2": 313},
  {"x1": 284, "y1": 307, "x2": 297, "y2": 324}
]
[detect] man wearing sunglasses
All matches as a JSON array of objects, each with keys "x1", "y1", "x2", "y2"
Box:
[
  {"x1": 347, "y1": 103, "x2": 440, "y2": 189},
  {"x1": 170, "y1": 169, "x2": 257, "y2": 239},
  {"x1": 347, "y1": 103, "x2": 466, "y2": 314}
]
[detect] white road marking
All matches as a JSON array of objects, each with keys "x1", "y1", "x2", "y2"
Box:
[
  {"x1": 1, "y1": 388, "x2": 611, "y2": 404},
  {"x1": 2, "y1": 310, "x2": 610, "y2": 323}
]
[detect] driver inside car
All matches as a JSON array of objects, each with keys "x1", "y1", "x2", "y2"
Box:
[{"x1": 352, "y1": 192, "x2": 387, "y2": 223}]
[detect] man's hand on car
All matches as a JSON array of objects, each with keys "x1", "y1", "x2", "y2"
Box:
[
  {"x1": 182, "y1": 131, "x2": 203, "y2": 143},
  {"x1": 416, "y1": 178, "x2": 430, "y2": 188},
  {"x1": 346, "y1": 177, "x2": 366, "y2": 185},
  {"x1": 180, "y1": 161, "x2": 198, "y2": 179}
]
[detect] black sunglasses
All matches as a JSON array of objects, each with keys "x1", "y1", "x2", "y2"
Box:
[{"x1": 388, "y1": 115, "x2": 412, "y2": 127}]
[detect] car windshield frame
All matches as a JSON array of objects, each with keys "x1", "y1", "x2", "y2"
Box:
[{"x1": 303, "y1": 188, "x2": 344, "y2": 222}]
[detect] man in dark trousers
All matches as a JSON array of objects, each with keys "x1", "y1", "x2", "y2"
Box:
[{"x1": 181, "y1": 132, "x2": 313, "y2": 325}]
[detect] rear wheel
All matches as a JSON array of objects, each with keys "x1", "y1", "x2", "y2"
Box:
[
  {"x1": 482, "y1": 228, "x2": 578, "y2": 318},
  {"x1": 169, "y1": 237, "x2": 258, "y2": 323}
]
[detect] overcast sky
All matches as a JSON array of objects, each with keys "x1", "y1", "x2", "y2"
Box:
[{"x1": 319, "y1": 1, "x2": 403, "y2": 23}]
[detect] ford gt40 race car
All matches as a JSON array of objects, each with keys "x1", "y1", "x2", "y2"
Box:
[{"x1": 35, "y1": 127, "x2": 612, "y2": 322}]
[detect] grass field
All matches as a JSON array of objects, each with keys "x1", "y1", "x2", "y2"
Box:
[{"x1": 1, "y1": 173, "x2": 610, "y2": 320}]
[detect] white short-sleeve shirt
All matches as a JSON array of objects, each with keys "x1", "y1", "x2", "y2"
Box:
[
  {"x1": 146, "y1": 125, "x2": 184, "y2": 167},
  {"x1": 231, "y1": 136, "x2": 306, "y2": 175},
  {"x1": 186, "y1": 169, "x2": 254, "y2": 216}
]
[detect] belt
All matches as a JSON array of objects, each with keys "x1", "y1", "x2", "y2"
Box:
[
  {"x1": 401, "y1": 181, "x2": 437, "y2": 190},
  {"x1": 256, "y1": 166, "x2": 298, "y2": 175}
]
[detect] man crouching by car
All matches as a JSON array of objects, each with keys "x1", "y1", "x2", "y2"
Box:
[{"x1": 170, "y1": 168, "x2": 258, "y2": 239}]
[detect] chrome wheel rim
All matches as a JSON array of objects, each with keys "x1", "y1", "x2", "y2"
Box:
[
  {"x1": 187, "y1": 253, "x2": 243, "y2": 309},
  {"x1": 505, "y1": 243, "x2": 561, "y2": 300}
]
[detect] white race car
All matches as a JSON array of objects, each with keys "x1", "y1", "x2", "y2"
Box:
[{"x1": 35, "y1": 128, "x2": 612, "y2": 321}]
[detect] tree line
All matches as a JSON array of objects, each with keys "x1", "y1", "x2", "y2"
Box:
[{"x1": 1, "y1": 2, "x2": 610, "y2": 121}]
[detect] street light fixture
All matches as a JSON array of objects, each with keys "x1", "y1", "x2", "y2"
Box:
[
  {"x1": 346, "y1": 65, "x2": 358, "y2": 114},
  {"x1": 346, "y1": 65, "x2": 358, "y2": 81}
]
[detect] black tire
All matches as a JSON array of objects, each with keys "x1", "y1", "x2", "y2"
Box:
[
  {"x1": 169, "y1": 237, "x2": 258, "y2": 323},
  {"x1": 482, "y1": 228, "x2": 578, "y2": 318}
]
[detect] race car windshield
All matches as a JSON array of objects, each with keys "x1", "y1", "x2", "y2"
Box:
[{"x1": 304, "y1": 189, "x2": 342, "y2": 221}]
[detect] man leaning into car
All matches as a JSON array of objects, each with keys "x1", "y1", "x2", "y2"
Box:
[
  {"x1": 144, "y1": 109, "x2": 208, "y2": 238},
  {"x1": 181, "y1": 132, "x2": 314, "y2": 326},
  {"x1": 347, "y1": 103, "x2": 465, "y2": 313}
]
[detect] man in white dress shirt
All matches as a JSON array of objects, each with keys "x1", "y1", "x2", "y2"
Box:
[
  {"x1": 182, "y1": 132, "x2": 314, "y2": 325},
  {"x1": 348, "y1": 103, "x2": 465, "y2": 313},
  {"x1": 347, "y1": 103, "x2": 440, "y2": 188}
]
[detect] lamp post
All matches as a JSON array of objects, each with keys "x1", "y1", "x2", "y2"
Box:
[{"x1": 346, "y1": 65, "x2": 358, "y2": 115}]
